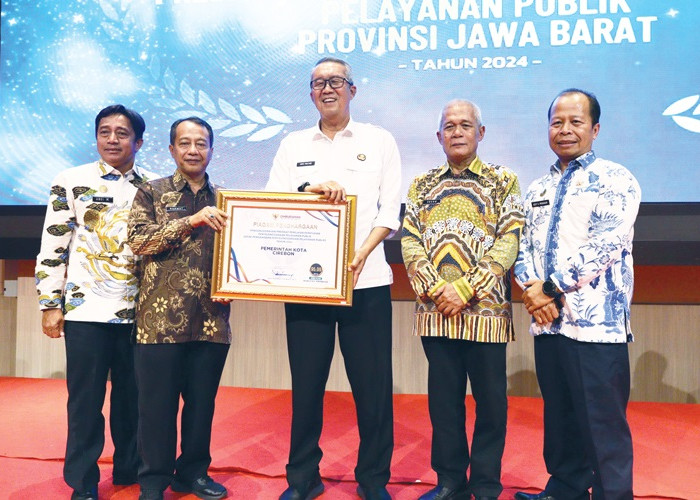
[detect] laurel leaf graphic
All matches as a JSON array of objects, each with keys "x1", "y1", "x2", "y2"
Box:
[
  {"x1": 100, "y1": 22, "x2": 124, "y2": 40},
  {"x1": 180, "y1": 80, "x2": 196, "y2": 106},
  {"x1": 671, "y1": 116, "x2": 700, "y2": 134},
  {"x1": 198, "y1": 90, "x2": 217, "y2": 115},
  {"x1": 218, "y1": 99, "x2": 241, "y2": 121},
  {"x1": 163, "y1": 68, "x2": 177, "y2": 95},
  {"x1": 99, "y1": 0, "x2": 120, "y2": 21},
  {"x1": 149, "y1": 97, "x2": 184, "y2": 109},
  {"x1": 149, "y1": 55, "x2": 160, "y2": 81},
  {"x1": 663, "y1": 95, "x2": 699, "y2": 116},
  {"x1": 220, "y1": 124, "x2": 259, "y2": 137},
  {"x1": 170, "y1": 110, "x2": 202, "y2": 120},
  {"x1": 208, "y1": 119, "x2": 232, "y2": 130},
  {"x1": 262, "y1": 106, "x2": 292, "y2": 124},
  {"x1": 248, "y1": 125, "x2": 284, "y2": 142},
  {"x1": 240, "y1": 104, "x2": 267, "y2": 124}
]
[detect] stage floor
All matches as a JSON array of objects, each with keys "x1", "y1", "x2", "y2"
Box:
[{"x1": 0, "y1": 377, "x2": 697, "y2": 499}]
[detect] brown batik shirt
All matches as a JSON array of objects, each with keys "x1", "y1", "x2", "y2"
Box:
[{"x1": 127, "y1": 170, "x2": 231, "y2": 345}]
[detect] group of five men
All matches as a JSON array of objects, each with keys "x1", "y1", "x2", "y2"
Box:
[{"x1": 36, "y1": 56, "x2": 640, "y2": 500}]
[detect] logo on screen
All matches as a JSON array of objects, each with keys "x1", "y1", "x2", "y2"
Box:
[{"x1": 663, "y1": 95, "x2": 700, "y2": 133}]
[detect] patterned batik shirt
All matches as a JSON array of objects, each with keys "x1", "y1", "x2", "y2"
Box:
[
  {"x1": 35, "y1": 160, "x2": 155, "y2": 323},
  {"x1": 401, "y1": 157, "x2": 524, "y2": 342},
  {"x1": 514, "y1": 151, "x2": 641, "y2": 343},
  {"x1": 127, "y1": 170, "x2": 231, "y2": 345}
]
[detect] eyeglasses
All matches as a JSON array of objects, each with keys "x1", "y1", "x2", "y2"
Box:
[{"x1": 310, "y1": 76, "x2": 352, "y2": 91}]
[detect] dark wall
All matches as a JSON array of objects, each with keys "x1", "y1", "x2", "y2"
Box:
[{"x1": 2, "y1": 203, "x2": 700, "y2": 265}]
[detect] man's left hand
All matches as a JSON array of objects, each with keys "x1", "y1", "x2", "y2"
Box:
[
  {"x1": 189, "y1": 206, "x2": 228, "y2": 231},
  {"x1": 346, "y1": 227, "x2": 391, "y2": 288},
  {"x1": 211, "y1": 297, "x2": 233, "y2": 304},
  {"x1": 348, "y1": 248, "x2": 368, "y2": 287}
]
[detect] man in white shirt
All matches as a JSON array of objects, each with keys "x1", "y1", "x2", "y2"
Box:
[
  {"x1": 266, "y1": 57, "x2": 402, "y2": 500},
  {"x1": 36, "y1": 105, "x2": 156, "y2": 500}
]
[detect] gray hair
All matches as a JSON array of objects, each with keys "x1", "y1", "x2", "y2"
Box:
[
  {"x1": 313, "y1": 57, "x2": 354, "y2": 84},
  {"x1": 438, "y1": 99, "x2": 483, "y2": 130}
]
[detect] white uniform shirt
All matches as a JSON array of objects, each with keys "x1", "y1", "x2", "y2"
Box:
[{"x1": 266, "y1": 120, "x2": 402, "y2": 290}]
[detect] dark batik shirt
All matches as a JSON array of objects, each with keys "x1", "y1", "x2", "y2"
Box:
[{"x1": 127, "y1": 170, "x2": 231, "y2": 344}]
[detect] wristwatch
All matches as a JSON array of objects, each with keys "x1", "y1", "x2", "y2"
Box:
[
  {"x1": 297, "y1": 181, "x2": 310, "y2": 192},
  {"x1": 542, "y1": 278, "x2": 562, "y2": 298}
]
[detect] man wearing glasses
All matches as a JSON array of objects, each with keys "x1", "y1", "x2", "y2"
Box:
[{"x1": 266, "y1": 57, "x2": 402, "y2": 500}]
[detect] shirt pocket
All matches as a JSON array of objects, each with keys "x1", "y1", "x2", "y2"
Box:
[
  {"x1": 565, "y1": 191, "x2": 597, "y2": 238},
  {"x1": 345, "y1": 158, "x2": 382, "y2": 194},
  {"x1": 159, "y1": 191, "x2": 189, "y2": 223},
  {"x1": 292, "y1": 164, "x2": 320, "y2": 188}
]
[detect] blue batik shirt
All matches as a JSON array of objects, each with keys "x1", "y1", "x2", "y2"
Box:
[{"x1": 515, "y1": 151, "x2": 641, "y2": 343}]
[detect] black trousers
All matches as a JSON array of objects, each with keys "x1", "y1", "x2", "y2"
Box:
[
  {"x1": 534, "y1": 334, "x2": 633, "y2": 500},
  {"x1": 133, "y1": 341, "x2": 230, "y2": 491},
  {"x1": 63, "y1": 320, "x2": 139, "y2": 492},
  {"x1": 284, "y1": 285, "x2": 394, "y2": 489},
  {"x1": 420, "y1": 337, "x2": 507, "y2": 498}
]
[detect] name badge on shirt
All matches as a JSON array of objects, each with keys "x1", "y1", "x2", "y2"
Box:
[
  {"x1": 296, "y1": 161, "x2": 315, "y2": 167},
  {"x1": 166, "y1": 206, "x2": 188, "y2": 212},
  {"x1": 92, "y1": 196, "x2": 113, "y2": 203},
  {"x1": 531, "y1": 199, "x2": 550, "y2": 208}
]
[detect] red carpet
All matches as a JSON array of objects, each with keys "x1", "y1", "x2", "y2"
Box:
[{"x1": 0, "y1": 377, "x2": 697, "y2": 499}]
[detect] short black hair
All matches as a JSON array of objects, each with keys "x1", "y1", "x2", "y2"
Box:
[
  {"x1": 95, "y1": 104, "x2": 146, "y2": 141},
  {"x1": 169, "y1": 117, "x2": 214, "y2": 148},
  {"x1": 548, "y1": 88, "x2": 601, "y2": 125}
]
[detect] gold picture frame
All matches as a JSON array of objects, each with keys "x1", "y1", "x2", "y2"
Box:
[{"x1": 211, "y1": 190, "x2": 356, "y2": 306}]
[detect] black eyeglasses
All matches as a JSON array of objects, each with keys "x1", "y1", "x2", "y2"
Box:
[{"x1": 310, "y1": 76, "x2": 352, "y2": 91}]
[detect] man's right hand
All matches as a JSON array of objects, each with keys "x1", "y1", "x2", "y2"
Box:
[
  {"x1": 42, "y1": 309, "x2": 65, "y2": 338},
  {"x1": 305, "y1": 180, "x2": 346, "y2": 203},
  {"x1": 433, "y1": 283, "x2": 466, "y2": 317}
]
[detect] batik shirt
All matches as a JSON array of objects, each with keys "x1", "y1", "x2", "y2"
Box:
[
  {"x1": 35, "y1": 160, "x2": 155, "y2": 323},
  {"x1": 401, "y1": 157, "x2": 524, "y2": 342},
  {"x1": 127, "y1": 170, "x2": 231, "y2": 345},
  {"x1": 514, "y1": 151, "x2": 641, "y2": 343}
]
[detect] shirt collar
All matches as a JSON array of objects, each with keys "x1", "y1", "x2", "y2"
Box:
[
  {"x1": 438, "y1": 156, "x2": 484, "y2": 178},
  {"x1": 131, "y1": 163, "x2": 147, "y2": 180},
  {"x1": 312, "y1": 118, "x2": 356, "y2": 141},
  {"x1": 550, "y1": 150, "x2": 597, "y2": 174},
  {"x1": 172, "y1": 169, "x2": 212, "y2": 193},
  {"x1": 97, "y1": 159, "x2": 145, "y2": 180}
]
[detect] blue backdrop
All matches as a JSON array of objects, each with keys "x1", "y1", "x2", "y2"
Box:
[{"x1": 1, "y1": 0, "x2": 698, "y2": 204}]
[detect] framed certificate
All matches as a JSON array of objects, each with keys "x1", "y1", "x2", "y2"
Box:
[{"x1": 211, "y1": 190, "x2": 357, "y2": 305}]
